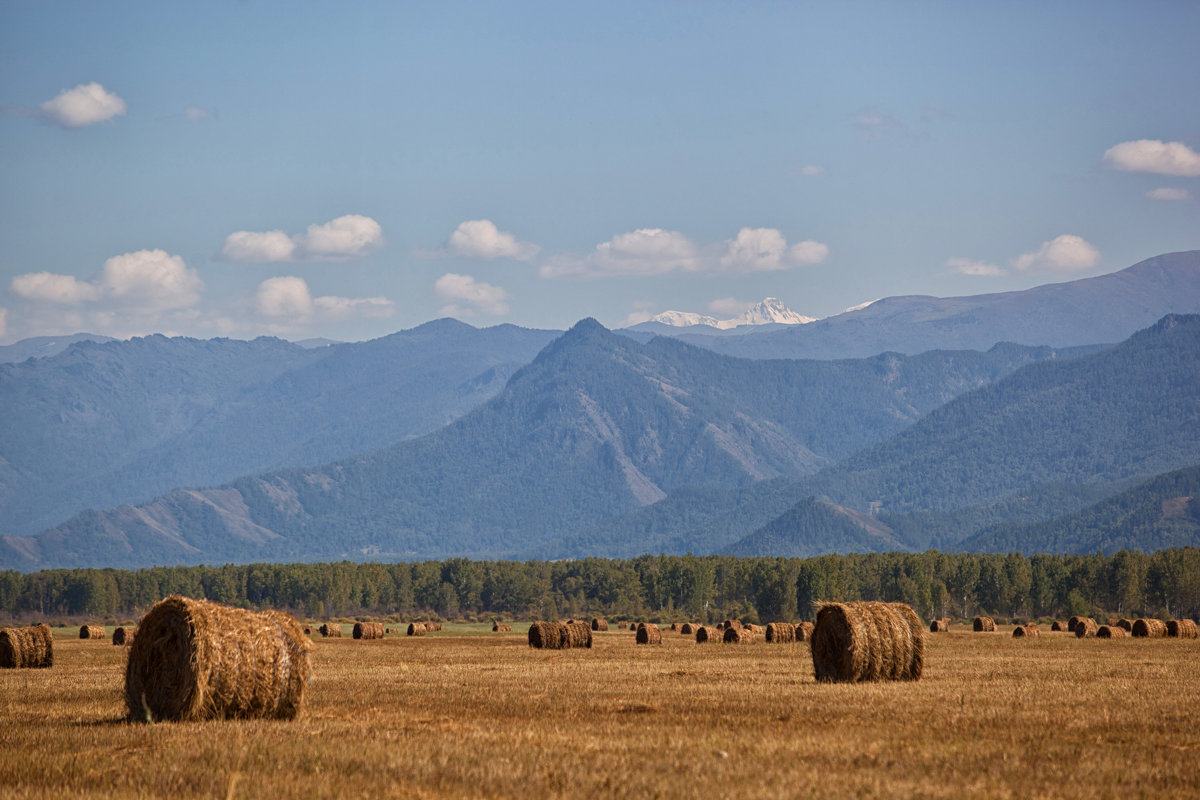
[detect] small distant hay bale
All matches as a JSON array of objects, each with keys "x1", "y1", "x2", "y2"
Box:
[
  {"x1": 617, "y1": 621, "x2": 628, "y2": 630},
  {"x1": 794, "y1": 621, "x2": 815, "y2": 641},
  {"x1": 1117, "y1": 618, "x2": 1134, "y2": 632},
  {"x1": 1132, "y1": 618, "x2": 1168, "y2": 638},
  {"x1": 972, "y1": 617, "x2": 995, "y2": 632},
  {"x1": 319, "y1": 623, "x2": 341, "y2": 638},
  {"x1": 811, "y1": 602, "x2": 924, "y2": 683},
  {"x1": 636, "y1": 624, "x2": 662, "y2": 645},
  {"x1": 1167, "y1": 619, "x2": 1198, "y2": 639},
  {"x1": 765, "y1": 622, "x2": 796, "y2": 643},
  {"x1": 1074, "y1": 618, "x2": 1099, "y2": 638},
  {"x1": 492, "y1": 621, "x2": 512, "y2": 632},
  {"x1": 930, "y1": 619, "x2": 948, "y2": 633},
  {"x1": 1067, "y1": 616, "x2": 1082, "y2": 633},
  {"x1": 1012, "y1": 625, "x2": 1039, "y2": 638},
  {"x1": 0, "y1": 623, "x2": 54, "y2": 669},
  {"x1": 669, "y1": 622, "x2": 680, "y2": 632},
  {"x1": 112, "y1": 627, "x2": 135, "y2": 646},
  {"x1": 80, "y1": 625, "x2": 105, "y2": 640},
  {"x1": 695, "y1": 626, "x2": 718, "y2": 643},
  {"x1": 1050, "y1": 620, "x2": 1066, "y2": 631},
  {"x1": 591, "y1": 618, "x2": 608, "y2": 631},
  {"x1": 722, "y1": 619, "x2": 741, "y2": 631},
  {"x1": 1097, "y1": 625, "x2": 1127, "y2": 638},
  {"x1": 723, "y1": 626, "x2": 754, "y2": 644},
  {"x1": 124, "y1": 595, "x2": 310, "y2": 722},
  {"x1": 303, "y1": 626, "x2": 312, "y2": 635},
  {"x1": 715, "y1": 622, "x2": 725, "y2": 631},
  {"x1": 423, "y1": 621, "x2": 442, "y2": 632},
  {"x1": 353, "y1": 622, "x2": 384, "y2": 640},
  {"x1": 744, "y1": 623, "x2": 765, "y2": 635},
  {"x1": 407, "y1": 622, "x2": 427, "y2": 636},
  {"x1": 680, "y1": 623, "x2": 695, "y2": 635}
]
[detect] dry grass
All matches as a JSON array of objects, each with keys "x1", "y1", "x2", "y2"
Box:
[{"x1": 2, "y1": 623, "x2": 1199, "y2": 799}]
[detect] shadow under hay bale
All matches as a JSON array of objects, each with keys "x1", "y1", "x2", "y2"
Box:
[
  {"x1": 353, "y1": 622, "x2": 384, "y2": 640},
  {"x1": 765, "y1": 622, "x2": 795, "y2": 643},
  {"x1": 636, "y1": 624, "x2": 662, "y2": 645},
  {"x1": 1167, "y1": 619, "x2": 1198, "y2": 638},
  {"x1": 723, "y1": 626, "x2": 754, "y2": 644},
  {"x1": 812, "y1": 602, "x2": 924, "y2": 683},
  {"x1": 319, "y1": 623, "x2": 341, "y2": 638},
  {"x1": 930, "y1": 619, "x2": 948, "y2": 633},
  {"x1": 1097, "y1": 625, "x2": 1127, "y2": 638},
  {"x1": 124, "y1": 595, "x2": 311, "y2": 722},
  {"x1": 591, "y1": 618, "x2": 608, "y2": 631},
  {"x1": 695, "y1": 626, "x2": 718, "y2": 643},
  {"x1": 972, "y1": 617, "x2": 995, "y2": 632},
  {"x1": 112, "y1": 627, "x2": 135, "y2": 646},
  {"x1": 1132, "y1": 618, "x2": 1168, "y2": 638},
  {"x1": 79, "y1": 625, "x2": 105, "y2": 640},
  {"x1": 795, "y1": 621, "x2": 815, "y2": 641},
  {"x1": 1074, "y1": 618, "x2": 1099, "y2": 638},
  {"x1": 1012, "y1": 625, "x2": 1039, "y2": 638},
  {"x1": 0, "y1": 623, "x2": 53, "y2": 669}
]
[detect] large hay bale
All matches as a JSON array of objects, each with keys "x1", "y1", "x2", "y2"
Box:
[
  {"x1": 0, "y1": 623, "x2": 54, "y2": 669},
  {"x1": 723, "y1": 626, "x2": 754, "y2": 644},
  {"x1": 124, "y1": 596, "x2": 310, "y2": 722},
  {"x1": 1050, "y1": 620, "x2": 1066, "y2": 631},
  {"x1": 319, "y1": 622, "x2": 341, "y2": 638},
  {"x1": 79, "y1": 625, "x2": 105, "y2": 640},
  {"x1": 407, "y1": 622, "x2": 427, "y2": 637},
  {"x1": 591, "y1": 618, "x2": 608, "y2": 631},
  {"x1": 1012, "y1": 625, "x2": 1039, "y2": 638},
  {"x1": 1132, "y1": 618, "x2": 1168, "y2": 638},
  {"x1": 1117, "y1": 618, "x2": 1134, "y2": 632},
  {"x1": 695, "y1": 626, "x2": 718, "y2": 643},
  {"x1": 794, "y1": 621, "x2": 815, "y2": 641},
  {"x1": 1167, "y1": 619, "x2": 1199, "y2": 639},
  {"x1": 765, "y1": 622, "x2": 796, "y2": 643},
  {"x1": 565, "y1": 621, "x2": 594, "y2": 648},
  {"x1": 930, "y1": 619, "x2": 948, "y2": 633},
  {"x1": 353, "y1": 622, "x2": 384, "y2": 640},
  {"x1": 972, "y1": 617, "x2": 995, "y2": 632},
  {"x1": 680, "y1": 623, "x2": 695, "y2": 635},
  {"x1": 1097, "y1": 625, "x2": 1127, "y2": 638},
  {"x1": 528, "y1": 621, "x2": 590, "y2": 649},
  {"x1": 1074, "y1": 618, "x2": 1099, "y2": 638},
  {"x1": 1067, "y1": 616, "x2": 1082, "y2": 633},
  {"x1": 811, "y1": 601, "x2": 924, "y2": 683},
  {"x1": 112, "y1": 627, "x2": 135, "y2": 646},
  {"x1": 636, "y1": 624, "x2": 662, "y2": 645}
]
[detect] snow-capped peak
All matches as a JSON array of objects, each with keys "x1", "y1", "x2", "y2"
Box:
[{"x1": 650, "y1": 298, "x2": 816, "y2": 329}]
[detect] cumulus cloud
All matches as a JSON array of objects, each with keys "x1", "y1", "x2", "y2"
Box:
[
  {"x1": 540, "y1": 227, "x2": 827, "y2": 278},
  {"x1": 438, "y1": 219, "x2": 540, "y2": 260},
  {"x1": 223, "y1": 215, "x2": 383, "y2": 262},
  {"x1": 10, "y1": 271, "x2": 102, "y2": 303},
  {"x1": 433, "y1": 273, "x2": 510, "y2": 317},
  {"x1": 1145, "y1": 187, "x2": 1193, "y2": 201},
  {"x1": 947, "y1": 258, "x2": 1005, "y2": 277},
  {"x1": 1102, "y1": 140, "x2": 1200, "y2": 177},
  {"x1": 1012, "y1": 235, "x2": 1100, "y2": 273},
  {"x1": 10, "y1": 250, "x2": 202, "y2": 311},
  {"x1": 255, "y1": 276, "x2": 395, "y2": 322},
  {"x1": 38, "y1": 82, "x2": 127, "y2": 128},
  {"x1": 707, "y1": 297, "x2": 753, "y2": 316}
]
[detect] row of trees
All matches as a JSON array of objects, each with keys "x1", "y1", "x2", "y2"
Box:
[{"x1": 1, "y1": 549, "x2": 1198, "y2": 625}]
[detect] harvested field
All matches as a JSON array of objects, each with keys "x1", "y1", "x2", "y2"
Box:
[{"x1": 4, "y1": 622, "x2": 1196, "y2": 799}]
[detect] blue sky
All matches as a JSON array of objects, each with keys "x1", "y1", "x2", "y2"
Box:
[{"x1": 1, "y1": 1, "x2": 1198, "y2": 343}]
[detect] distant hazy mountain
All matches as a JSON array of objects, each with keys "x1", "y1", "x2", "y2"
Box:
[
  {"x1": 0, "y1": 319, "x2": 558, "y2": 537},
  {"x1": 0, "y1": 333, "x2": 116, "y2": 363},
  {"x1": 0, "y1": 321, "x2": 1079, "y2": 569},
  {"x1": 641, "y1": 298, "x2": 816, "y2": 331},
  {"x1": 636, "y1": 251, "x2": 1200, "y2": 359}
]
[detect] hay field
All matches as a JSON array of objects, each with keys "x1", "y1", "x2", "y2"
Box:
[{"x1": 2, "y1": 624, "x2": 1198, "y2": 799}]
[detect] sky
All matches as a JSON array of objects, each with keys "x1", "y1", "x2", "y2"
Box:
[{"x1": 1, "y1": 1, "x2": 1198, "y2": 344}]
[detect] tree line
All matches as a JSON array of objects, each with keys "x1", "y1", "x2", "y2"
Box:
[{"x1": 1, "y1": 549, "x2": 1198, "y2": 625}]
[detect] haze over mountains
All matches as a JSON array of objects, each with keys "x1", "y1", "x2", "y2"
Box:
[{"x1": 2, "y1": 250, "x2": 1199, "y2": 570}]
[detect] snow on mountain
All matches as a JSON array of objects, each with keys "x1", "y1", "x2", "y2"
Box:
[{"x1": 650, "y1": 298, "x2": 815, "y2": 329}]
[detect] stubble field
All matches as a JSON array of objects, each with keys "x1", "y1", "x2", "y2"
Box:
[{"x1": 2, "y1": 623, "x2": 1198, "y2": 799}]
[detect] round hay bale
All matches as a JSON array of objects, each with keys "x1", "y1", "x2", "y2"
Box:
[
  {"x1": 591, "y1": 618, "x2": 608, "y2": 631},
  {"x1": 565, "y1": 621, "x2": 594, "y2": 648},
  {"x1": 124, "y1": 596, "x2": 310, "y2": 722},
  {"x1": 695, "y1": 626, "x2": 718, "y2": 643},
  {"x1": 1074, "y1": 618, "x2": 1099, "y2": 638},
  {"x1": 528, "y1": 621, "x2": 589, "y2": 649},
  {"x1": 1050, "y1": 620, "x2": 1066, "y2": 631},
  {"x1": 353, "y1": 622, "x2": 384, "y2": 640},
  {"x1": 0, "y1": 623, "x2": 54, "y2": 669},
  {"x1": 1067, "y1": 616, "x2": 1082, "y2": 633},
  {"x1": 1117, "y1": 618, "x2": 1134, "y2": 632},
  {"x1": 794, "y1": 621, "x2": 815, "y2": 641},
  {"x1": 930, "y1": 619, "x2": 948, "y2": 633},
  {"x1": 1132, "y1": 618, "x2": 1168, "y2": 638},
  {"x1": 669, "y1": 622, "x2": 680, "y2": 632},
  {"x1": 722, "y1": 619, "x2": 742, "y2": 631},
  {"x1": 79, "y1": 625, "x2": 105, "y2": 640},
  {"x1": 1167, "y1": 619, "x2": 1198, "y2": 639},
  {"x1": 715, "y1": 622, "x2": 725, "y2": 631},
  {"x1": 680, "y1": 623, "x2": 695, "y2": 635},
  {"x1": 1097, "y1": 625, "x2": 1127, "y2": 638},
  {"x1": 319, "y1": 622, "x2": 341, "y2": 638},
  {"x1": 407, "y1": 622, "x2": 427, "y2": 636},
  {"x1": 636, "y1": 624, "x2": 662, "y2": 645},
  {"x1": 972, "y1": 617, "x2": 995, "y2": 632},
  {"x1": 723, "y1": 626, "x2": 754, "y2": 644},
  {"x1": 811, "y1": 601, "x2": 924, "y2": 683},
  {"x1": 428, "y1": 621, "x2": 442, "y2": 632},
  {"x1": 112, "y1": 627, "x2": 135, "y2": 646},
  {"x1": 1012, "y1": 625, "x2": 1039, "y2": 638},
  {"x1": 765, "y1": 622, "x2": 796, "y2": 643},
  {"x1": 744, "y1": 623, "x2": 765, "y2": 635}
]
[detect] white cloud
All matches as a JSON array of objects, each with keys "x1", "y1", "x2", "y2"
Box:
[
  {"x1": 39, "y1": 82, "x2": 127, "y2": 128},
  {"x1": 10, "y1": 271, "x2": 102, "y2": 303},
  {"x1": 707, "y1": 297, "x2": 753, "y2": 316},
  {"x1": 1145, "y1": 187, "x2": 1193, "y2": 201},
  {"x1": 95, "y1": 250, "x2": 203, "y2": 311},
  {"x1": 440, "y1": 219, "x2": 540, "y2": 260},
  {"x1": 1102, "y1": 140, "x2": 1200, "y2": 177},
  {"x1": 720, "y1": 228, "x2": 829, "y2": 272},
  {"x1": 222, "y1": 230, "x2": 297, "y2": 263},
  {"x1": 222, "y1": 215, "x2": 383, "y2": 262},
  {"x1": 433, "y1": 273, "x2": 510, "y2": 317},
  {"x1": 1012, "y1": 235, "x2": 1100, "y2": 273},
  {"x1": 947, "y1": 258, "x2": 1005, "y2": 277},
  {"x1": 254, "y1": 276, "x2": 395, "y2": 324},
  {"x1": 621, "y1": 300, "x2": 658, "y2": 327},
  {"x1": 256, "y1": 276, "x2": 314, "y2": 318}
]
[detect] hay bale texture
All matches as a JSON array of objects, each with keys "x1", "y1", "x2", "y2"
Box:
[
  {"x1": 1012, "y1": 625, "x2": 1039, "y2": 638},
  {"x1": 0, "y1": 623, "x2": 54, "y2": 669},
  {"x1": 319, "y1": 623, "x2": 341, "y2": 638},
  {"x1": 930, "y1": 619, "x2": 948, "y2": 633},
  {"x1": 407, "y1": 622, "x2": 427, "y2": 636},
  {"x1": 722, "y1": 619, "x2": 741, "y2": 631},
  {"x1": 636, "y1": 624, "x2": 662, "y2": 645},
  {"x1": 680, "y1": 623, "x2": 695, "y2": 635},
  {"x1": 695, "y1": 626, "x2": 718, "y2": 643},
  {"x1": 112, "y1": 627, "x2": 135, "y2": 646},
  {"x1": 1097, "y1": 625, "x2": 1127, "y2": 638},
  {"x1": 1117, "y1": 618, "x2": 1134, "y2": 632},
  {"x1": 124, "y1": 595, "x2": 310, "y2": 722},
  {"x1": 353, "y1": 622, "x2": 384, "y2": 640},
  {"x1": 80, "y1": 625, "x2": 105, "y2": 640},
  {"x1": 1132, "y1": 618, "x2": 1168, "y2": 638},
  {"x1": 811, "y1": 602, "x2": 924, "y2": 683},
  {"x1": 723, "y1": 626, "x2": 754, "y2": 644},
  {"x1": 765, "y1": 622, "x2": 796, "y2": 644},
  {"x1": 527, "y1": 621, "x2": 592, "y2": 649},
  {"x1": 1050, "y1": 620, "x2": 1066, "y2": 631},
  {"x1": 1167, "y1": 619, "x2": 1199, "y2": 638},
  {"x1": 795, "y1": 621, "x2": 815, "y2": 641},
  {"x1": 972, "y1": 617, "x2": 995, "y2": 632},
  {"x1": 1074, "y1": 618, "x2": 1099, "y2": 638},
  {"x1": 591, "y1": 618, "x2": 608, "y2": 631}
]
